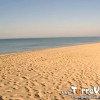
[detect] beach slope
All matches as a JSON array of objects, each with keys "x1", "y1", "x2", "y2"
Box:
[{"x1": 0, "y1": 43, "x2": 100, "y2": 100}]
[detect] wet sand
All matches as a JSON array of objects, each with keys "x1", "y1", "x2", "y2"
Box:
[{"x1": 0, "y1": 43, "x2": 100, "y2": 100}]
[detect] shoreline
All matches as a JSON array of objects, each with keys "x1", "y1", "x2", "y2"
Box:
[
  {"x1": 0, "y1": 42, "x2": 99, "y2": 56},
  {"x1": 0, "y1": 42, "x2": 100, "y2": 99}
]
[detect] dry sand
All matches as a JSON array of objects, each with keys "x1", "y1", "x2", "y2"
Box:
[{"x1": 0, "y1": 43, "x2": 100, "y2": 100}]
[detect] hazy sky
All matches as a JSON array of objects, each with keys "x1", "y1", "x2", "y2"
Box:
[{"x1": 0, "y1": 0, "x2": 100, "y2": 38}]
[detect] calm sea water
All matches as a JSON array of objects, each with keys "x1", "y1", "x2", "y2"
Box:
[{"x1": 0, "y1": 37, "x2": 100, "y2": 54}]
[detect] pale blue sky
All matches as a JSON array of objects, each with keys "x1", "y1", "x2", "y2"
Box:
[{"x1": 0, "y1": 0, "x2": 100, "y2": 38}]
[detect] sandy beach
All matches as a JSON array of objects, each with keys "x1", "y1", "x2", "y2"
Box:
[{"x1": 0, "y1": 43, "x2": 100, "y2": 100}]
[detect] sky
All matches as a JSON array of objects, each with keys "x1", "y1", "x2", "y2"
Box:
[{"x1": 0, "y1": 0, "x2": 100, "y2": 39}]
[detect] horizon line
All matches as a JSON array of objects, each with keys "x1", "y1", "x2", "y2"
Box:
[{"x1": 0, "y1": 36, "x2": 100, "y2": 40}]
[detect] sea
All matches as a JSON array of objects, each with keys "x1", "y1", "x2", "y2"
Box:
[{"x1": 0, "y1": 37, "x2": 100, "y2": 54}]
